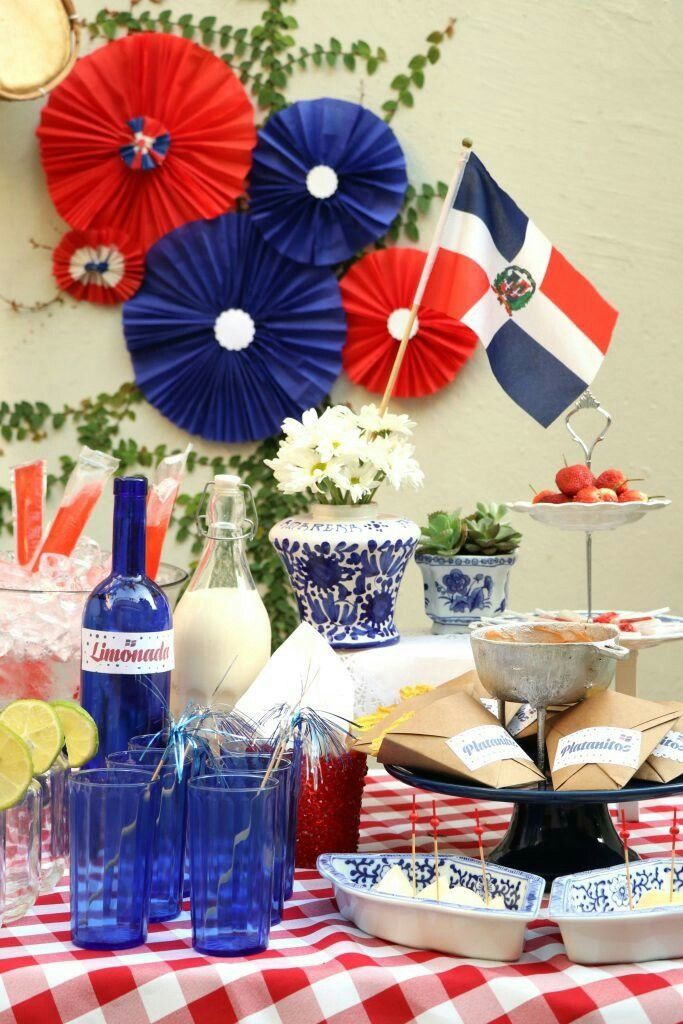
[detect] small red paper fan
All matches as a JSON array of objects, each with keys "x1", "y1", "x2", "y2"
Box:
[
  {"x1": 341, "y1": 248, "x2": 478, "y2": 398},
  {"x1": 38, "y1": 33, "x2": 256, "y2": 252},
  {"x1": 53, "y1": 228, "x2": 144, "y2": 304}
]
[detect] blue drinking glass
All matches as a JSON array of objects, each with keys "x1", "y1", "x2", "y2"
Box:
[
  {"x1": 130, "y1": 732, "x2": 209, "y2": 899},
  {"x1": 70, "y1": 768, "x2": 160, "y2": 950},
  {"x1": 188, "y1": 773, "x2": 278, "y2": 956},
  {"x1": 107, "y1": 748, "x2": 189, "y2": 922},
  {"x1": 215, "y1": 754, "x2": 291, "y2": 924},
  {"x1": 222, "y1": 736, "x2": 302, "y2": 900}
]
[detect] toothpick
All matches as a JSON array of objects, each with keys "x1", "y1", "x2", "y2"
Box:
[
  {"x1": 474, "y1": 808, "x2": 489, "y2": 907},
  {"x1": 409, "y1": 795, "x2": 419, "y2": 898},
  {"x1": 670, "y1": 809, "x2": 679, "y2": 903},
  {"x1": 430, "y1": 800, "x2": 441, "y2": 901},
  {"x1": 619, "y1": 808, "x2": 633, "y2": 911}
]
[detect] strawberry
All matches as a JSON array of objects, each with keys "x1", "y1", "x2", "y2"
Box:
[
  {"x1": 618, "y1": 489, "x2": 648, "y2": 503},
  {"x1": 533, "y1": 490, "x2": 570, "y2": 504},
  {"x1": 595, "y1": 468, "x2": 626, "y2": 491},
  {"x1": 573, "y1": 485, "x2": 601, "y2": 503},
  {"x1": 532, "y1": 489, "x2": 556, "y2": 504},
  {"x1": 596, "y1": 487, "x2": 618, "y2": 502},
  {"x1": 555, "y1": 463, "x2": 593, "y2": 496}
]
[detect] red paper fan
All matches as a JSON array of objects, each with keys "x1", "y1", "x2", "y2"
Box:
[
  {"x1": 341, "y1": 248, "x2": 478, "y2": 398},
  {"x1": 37, "y1": 33, "x2": 256, "y2": 252},
  {"x1": 53, "y1": 228, "x2": 144, "y2": 304}
]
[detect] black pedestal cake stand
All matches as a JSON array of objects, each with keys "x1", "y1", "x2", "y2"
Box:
[{"x1": 385, "y1": 764, "x2": 683, "y2": 888}]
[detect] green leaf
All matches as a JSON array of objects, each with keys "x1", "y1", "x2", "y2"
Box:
[
  {"x1": 343, "y1": 53, "x2": 356, "y2": 70},
  {"x1": 367, "y1": 57, "x2": 379, "y2": 74},
  {"x1": 382, "y1": 99, "x2": 397, "y2": 113},
  {"x1": 391, "y1": 74, "x2": 409, "y2": 90},
  {"x1": 329, "y1": 37, "x2": 342, "y2": 52},
  {"x1": 400, "y1": 89, "x2": 414, "y2": 107},
  {"x1": 355, "y1": 40, "x2": 371, "y2": 57},
  {"x1": 412, "y1": 69, "x2": 424, "y2": 88},
  {"x1": 405, "y1": 221, "x2": 419, "y2": 242},
  {"x1": 199, "y1": 15, "x2": 216, "y2": 31},
  {"x1": 437, "y1": 181, "x2": 448, "y2": 197},
  {"x1": 427, "y1": 45, "x2": 440, "y2": 63},
  {"x1": 326, "y1": 51, "x2": 336, "y2": 66},
  {"x1": 417, "y1": 195, "x2": 430, "y2": 214},
  {"x1": 427, "y1": 31, "x2": 444, "y2": 43}
]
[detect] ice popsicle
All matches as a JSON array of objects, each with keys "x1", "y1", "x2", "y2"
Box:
[
  {"x1": 31, "y1": 447, "x2": 119, "y2": 568},
  {"x1": 11, "y1": 459, "x2": 46, "y2": 565},
  {"x1": 146, "y1": 444, "x2": 191, "y2": 579}
]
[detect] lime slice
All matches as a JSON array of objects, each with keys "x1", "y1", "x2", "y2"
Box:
[
  {"x1": 0, "y1": 699, "x2": 64, "y2": 775},
  {"x1": 0, "y1": 722, "x2": 34, "y2": 810},
  {"x1": 50, "y1": 701, "x2": 99, "y2": 768}
]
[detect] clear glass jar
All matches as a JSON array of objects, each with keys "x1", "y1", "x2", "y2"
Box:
[
  {"x1": 37, "y1": 754, "x2": 69, "y2": 892},
  {"x1": 4, "y1": 779, "x2": 41, "y2": 921}
]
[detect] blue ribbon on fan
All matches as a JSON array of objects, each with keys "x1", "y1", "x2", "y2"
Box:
[
  {"x1": 248, "y1": 97, "x2": 408, "y2": 266},
  {"x1": 123, "y1": 212, "x2": 346, "y2": 442}
]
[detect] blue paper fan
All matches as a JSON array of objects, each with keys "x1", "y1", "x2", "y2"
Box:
[
  {"x1": 123, "y1": 213, "x2": 347, "y2": 442},
  {"x1": 248, "y1": 98, "x2": 408, "y2": 266}
]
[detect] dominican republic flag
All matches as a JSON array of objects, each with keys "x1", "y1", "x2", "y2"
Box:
[{"x1": 422, "y1": 153, "x2": 618, "y2": 426}]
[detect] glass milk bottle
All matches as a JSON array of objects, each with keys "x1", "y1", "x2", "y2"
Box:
[{"x1": 172, "y1": 475, "x2": 271, "y2": 711}]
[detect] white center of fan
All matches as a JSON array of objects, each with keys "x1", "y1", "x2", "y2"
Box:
[
  {"x1": 306, "y1": 164, "x2": 339, "y2": 199},
  {"x1": 214, "y1": 309, "x2": 256, "y2": 351},
  {"x1": 387, "y1": 307, "x2": 419, "y2": 341}
]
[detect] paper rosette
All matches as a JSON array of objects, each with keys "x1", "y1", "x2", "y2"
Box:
[
  {"x1": 123, "y1": 213, "x2": 347, "y2": 442},
  {"x1": 341, "y1": 248, "x2": 478, "y2": 398},
  {"x1": 249, "y1": 98, "x2": 408, "y2": 266},
  {"x1": 37, "y1": 33, "x2": 256, "y2": 252},
  {"x1": 52, "y1": 228, "x2": 144, "y2": 304}
]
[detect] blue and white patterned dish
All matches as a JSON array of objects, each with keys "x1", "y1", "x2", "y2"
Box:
[
  {"x1": 317, "y1": 852, "x2": 544, "y2": 961},
  {"x1": 550, "y1": 859, "x2": 683, "y2": 964}
]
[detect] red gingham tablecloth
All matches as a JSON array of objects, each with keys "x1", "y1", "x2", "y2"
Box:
[{"x1": 2, "y1": 770, "x2": 683, "y2": 1024}]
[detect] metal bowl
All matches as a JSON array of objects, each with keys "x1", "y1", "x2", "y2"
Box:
[
  {"x1": 470, "y1": 621, "x2": 629, "y2": 707},
  {"x1": 470, "y1": 621, "x2": 630, "y2": 771}
]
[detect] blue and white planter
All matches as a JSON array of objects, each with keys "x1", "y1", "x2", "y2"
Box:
[
  {"x1": 416, "y1": 551, "x2": 517, "y2": 633},
  {"x1": 269, "y1": 504, "x2": 419, "y2": 649}
]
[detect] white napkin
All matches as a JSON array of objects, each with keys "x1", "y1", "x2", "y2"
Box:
[{"x1": 236, "y1": 622, "x2": 355, "y2": 724}]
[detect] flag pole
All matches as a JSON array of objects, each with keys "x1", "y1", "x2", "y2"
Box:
[{"x1": 378, "y1": 136, "x2": 473, "y2": 416}]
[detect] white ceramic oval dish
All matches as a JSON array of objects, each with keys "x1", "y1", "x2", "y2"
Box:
[
  {"x1": 508, "y1": 499, "x2": 670, "y2": 533},
  {"x1": 550, "y1": 859, "x2": 683, "y2": 964},
  {"x1": 317, "y1": 852, "x2": 544, "y2": 961}
]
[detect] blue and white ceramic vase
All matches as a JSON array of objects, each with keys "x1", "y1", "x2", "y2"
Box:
[
  {"x1": 416, "y1": 552, "x2": 517, "y2": 633},
  {"x1": 269, "y1": 504, "x2": 420, "y2": 649}
]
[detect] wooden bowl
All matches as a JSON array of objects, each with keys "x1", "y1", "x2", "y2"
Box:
[{"x1": 0, "y1": 0, "x2": 81, "y2": 101}]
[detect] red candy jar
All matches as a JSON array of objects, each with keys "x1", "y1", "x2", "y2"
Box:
[{"x1": 295, "y1": 751, "x2": 368, "y2": 867}]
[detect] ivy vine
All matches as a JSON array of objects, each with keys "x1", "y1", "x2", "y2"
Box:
[
  {"x1": 2, "y1": 0, "x2": 459, "y2": 647},
  {"x1": 85, "y1": 2, "x2": 456, "y2": 125}
]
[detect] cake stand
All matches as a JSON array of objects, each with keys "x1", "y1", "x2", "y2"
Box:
[
  {"x1": 385, "y1": 763, "x2": 683, "y2": 888},
  {"x1": 509, "y1": 390, "x2": 670, "y2": 620}
]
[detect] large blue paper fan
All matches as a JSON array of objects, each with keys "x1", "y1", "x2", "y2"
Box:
[
  {"x1": 123, "y1": 213, "x2": 347, "y2": 442},
  {"x1": 248, "y1": 98, "x2": 408, "y2": 266}
]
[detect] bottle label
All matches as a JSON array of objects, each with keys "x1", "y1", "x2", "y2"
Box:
[{"x1": 82, "y1": 628, "x2": 174, "y2": 674}]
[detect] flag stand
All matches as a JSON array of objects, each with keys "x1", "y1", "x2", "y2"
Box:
[{"x1": 378, "y1": 137, "x2": 473, "y2": 416}]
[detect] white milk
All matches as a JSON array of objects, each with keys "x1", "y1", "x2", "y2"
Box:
[{"x1": 172, "y1": 586, "x2": 271, "y2": 711}]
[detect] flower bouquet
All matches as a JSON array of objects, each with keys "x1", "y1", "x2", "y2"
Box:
[{"x1": 267, "y1": 404, "x2": 423, "y2": 649}]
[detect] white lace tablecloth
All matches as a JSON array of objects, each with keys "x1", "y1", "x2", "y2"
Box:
[{"x1": 339, "y1": 629, "x2": 474, "y2": 716}]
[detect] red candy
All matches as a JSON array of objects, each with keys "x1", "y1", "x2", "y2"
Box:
[{"x1": 295, "y1": 751, "x2": 367, "y2": 869}]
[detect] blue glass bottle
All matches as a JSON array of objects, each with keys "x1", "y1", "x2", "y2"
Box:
[{"x1": 81, "y1": 477, "x2": 173, "y2": 767}]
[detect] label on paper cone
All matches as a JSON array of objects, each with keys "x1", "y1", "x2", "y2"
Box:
[
  {"x1": 82, "y1": 628, "x2": 174, "y2": 674},
  {"x1": 651, "y1": 730, "x2": 683, "y2": 763},
  {"x1": 553, "y1": 726, "x2": 641, "y2": 771},
  {"x1": 507, "y1": 704, "x2": 537, "y2": 737},
  {"x1": 446, "y1": 724, "x2": 531, "y2": 771},
  {"x1": 480, "y1": 698, "x2": 498, "y2": 715}
]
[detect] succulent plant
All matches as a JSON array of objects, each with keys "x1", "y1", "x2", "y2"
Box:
[{"x1": 417, "y1": 503, "x2": 522, "y2": 557}]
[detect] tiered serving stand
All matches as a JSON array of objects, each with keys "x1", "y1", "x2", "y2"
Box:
[{"x1": 386, "y1": 391, "x2": 677, "y2": 886}]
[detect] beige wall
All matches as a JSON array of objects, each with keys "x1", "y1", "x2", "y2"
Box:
[{"x1": 1, "y1": 0, "x2": 682, "y2": 698}]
